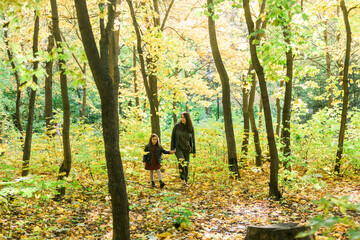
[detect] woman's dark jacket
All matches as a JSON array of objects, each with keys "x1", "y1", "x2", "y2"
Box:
[
  {"x1": 143, "y1": 145, "x2": 170, "y2": 164},
  {"x1": 171, "y1": 123, "x2": 196, "y2": 153}
]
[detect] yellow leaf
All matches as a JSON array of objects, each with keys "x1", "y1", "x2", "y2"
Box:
[
  {"x1": 33, "y1": 226, "x2": 42, "y2": 232},
  {"x1": 157, "y1": 232, "x2": 171, "y2": 238}
]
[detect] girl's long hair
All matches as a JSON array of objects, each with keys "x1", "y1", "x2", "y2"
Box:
[
  {"x1": 147, "y1": 133, "x2": 161, "y2": 147},
  {"x1": 180, "y1": 112, "x2": 194, "y2": 133}
]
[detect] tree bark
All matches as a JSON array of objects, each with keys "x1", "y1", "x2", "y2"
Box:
[
  {"x1": 51, "y1": 0, "x2": 72, "y2": 198},
  {"x1": 281, "y1": 22, "x2": 293, "y2": 170},
  {"x1": 241, "y1": 75, "x2": 249, "y2": 162},
  {"x1": 3, "y1": 22, "x2": 23, "y2": 133},
  {"x1": 258, "y1": 98, "x2": 263, "y2": 128},
  {"x1": 243, "y1": 0, "x2": 281, "y2": 200},
  {"x1": 45, "y1": 31, "x2": 54, "y2": 133},
  {"x1": 248, "y1": 68, "x2": 262, "y2": 166},
  {"x1": 81, "y1": 64, "x2": 87, "y2": 120},
  {"x1": 324, "y1": 24, "x2": 333, "y2": 109},
  {"x1": 245, "y1": 223, "x2": 314, "y2": 240},
  {"x1": 335, "y1": 0, "x2": 351, "y2": 174},
  {"x1": 276, "y1": 81, "x2": 283, "y2": 137},
  {"x1": 74, "y1": 0, "x2": 130, "y2": 238},
  {"x1": 208, "y1": 0, "x2": 240, "y2": 178},
  {"x1": 133, "y1": 46, "x2": 140, "y2": 108},
  {"x1": 126, "y1": 0, "x2": 174, "y2": 139},
  {"x1": 22, "y1": 12, "x2": 39, "y2": 176}
]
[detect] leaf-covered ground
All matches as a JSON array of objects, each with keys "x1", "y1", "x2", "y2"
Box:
[{"x1": 1, "y1": 156, "x2": 359, "y2": 240}]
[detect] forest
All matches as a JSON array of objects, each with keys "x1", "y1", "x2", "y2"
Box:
[{"x1": 0, "y1": 0, "x2": 359, "y2": 239}]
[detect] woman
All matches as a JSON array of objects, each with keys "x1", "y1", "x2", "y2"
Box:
[{"x1": 171, "y1": 112, "x2": 196, "y2": 186}]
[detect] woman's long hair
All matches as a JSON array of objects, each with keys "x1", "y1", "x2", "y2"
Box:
[
  {"x1": 147, "y1": 133, "x2": 161, "y2": 147},
  {"x1": 180, "y1": 112, "x2": 194, "y2": 133}
]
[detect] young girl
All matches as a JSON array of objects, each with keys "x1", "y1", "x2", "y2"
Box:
[{"x1": 143, "y1": 133, "x2": 175, "y2": 188}]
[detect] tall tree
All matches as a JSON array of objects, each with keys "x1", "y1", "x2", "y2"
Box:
[
  {"x1": 50, "y1": 0, "x2": 72, "y2": 198},
  {"x1": 248, "y1": 69, "x2": 262, "y2": 166},
  {"x1": 335, "y1": 0, "x2": 351, "y2": 174},
  {"x1": 22, "y1": 12, "x2": 39, "y2": 176},
  {"x1": 247, "y1": 0, "x2": 267, "y2": 167},
  {"x1": 126, "y1": 0, "x2": 175, "y2": 139},
  {"x1": 324, "y1": 21, "x2": 333, "y2": 109},
  {"x1": 45, "y1": 29, "x2": 54, "y2": 133},
  {"x1": 74, "y1": 0, "x2": 130, "y2": 238},
  {"x1": 3, "y1": 20, "x2": 23, "y2": 133},
  {"x1": 207, "y1": 0, "x2": 240, "y2": 178},
  {"x1": 241, "y1": 74, "x2": 250, "y2": 162},
  {"x1": 243, "y1": 0, "x2": 281, "y2": 199},
  {"x1": 276, "y1": 81, "x2": 283, "y2": 137},
  {"x1": 280, "y1": 11, "x2": 294, "y2": 170}
]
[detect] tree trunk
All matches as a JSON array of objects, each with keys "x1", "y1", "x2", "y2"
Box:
[
  {"x1": 3, "y1": 22, "x2": 23, "y2": 133},
  {"x1": 126, "y1": 0, "x2": 174, "y2": 140},
  {"x1": 45, "y1": 31, "x2": 54, "y2": 133},
  {"x1": 51, "y1": 0, "x2": 72, "y2": 198},
  {"x1": 74, "y1": 0, "x2": 130, "y2": 238},
  {"x1": 81, "y1": 68, "x2": 87, "y2": 120},
  {"x1": 245, "y1": 223, "x2": 314, "y2": 240},
  {"x1": 133, "y1": 46, "x2": 140, "y2": 108},
  {"x1": 243, "y1": 0, "x2": 281, "y2": 200},
  {"x1": 173, "y1": 99, "x2": 177, "y2": 125},
  {"x1": 248, "y1": 68, "x2": 262, "y2": 166},
  {"x1": 281, "y1": 22, "x2": 293, "y2": 170},
  {"x1": 335, "y1": 0, "x2": 351, "y2": 174},
  {"x1": 0, "y1": 114, "x2": 4, "y2": 156},
  {"x1": 276, "y1": 81, "x2": 283, "y2": 137},
  {"x1": 217, "y1": 96, "x2": 220, "y2": 120},
  {"x1": 241, "y1": 75, "x2": 249, "y2": 162},
  {"x1": 324, "y1": 25, "x2": 332, "y2": 109},
  {"x1": 258, "y1": 98, "x2": 263, "y2": 128},
  {"x1": 208, "y1": 0, "x2": 240, "y2": 178},
  {"x1": 126, "y1": 0, "x2": 160, "y2": 138},
  {"x1": 22, "y1": 13, "x2": 39, "y2": 176}
]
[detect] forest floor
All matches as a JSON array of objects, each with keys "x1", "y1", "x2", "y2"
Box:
[{"x1": 0, "y1": 160, "x2": 359, "y2": 240}]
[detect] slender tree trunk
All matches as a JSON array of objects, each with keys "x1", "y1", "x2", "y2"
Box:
[
  {"x1": 133, "y1": 46, "x2": 140, "y2": 108},
  {"x1": 276, "y1": 81, "x2": 283, "y2": 136},
  {"x1": 127, "y1": 0, "x2": 174, "y2": 139},
  {"x1": 281, "y1": 22, "x2": 293, "y2": 170},
  {"x1": 109, "y1": 1, "x2": 121, "y2": 97},
  {"x1": 241, "y1": 75, "x2": 249, "y2": 162},
  {"x1": 51, "y1": 0, "x2": 72, "y2": 198},
  {"x1": 0, "y1": 117, "x2": 3, "y2": 156},
  {"x1": 208, "y1": 0, "x2": 240, "y2": 178},
  {"x1": 22, "y1": 13, "x2": 39, "y2": 176},
  {"x1": 126, "y1": 0, "x2": 160, "y2": 138},
  {"x1": 335, "y1": 0, "x2": 351, "y2": 174},
  {"x1": 243, "y1": 0, "x2": 281, "y2": 199},
  {"x1": 45, "y1": 31, "x2": 54, "y2": 132},
  {"x1": 74, "y1": 0, "x2": 130, "y2": 238},
  {"x1": 248, "y1": 67, "x2": 262, "y2": 166},
  {"x1": 3, "y1": 22, "x2": 23, "y2": 133},
  {"x1": 173, "y1": 98, "x2": 177, "y2": 125},
  {"x1": 81, "y1": 64, "x2": 87, "y2": 120},
  {"x1": 324, "y1": 25, "x2": 333, "y2": 109},
  {"x1": 217, "y1": 97, "x2": 220, "y2": 120}
]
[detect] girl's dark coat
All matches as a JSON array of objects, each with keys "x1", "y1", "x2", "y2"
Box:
[{"x1": 143, "y1": 145, "x2": 170, "y2": 164}]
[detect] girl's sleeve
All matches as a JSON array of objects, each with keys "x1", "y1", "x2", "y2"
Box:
[
  {"x1": 161, "y1": 147, "x2": 170, "y2": 154},
  {"x1": 143, "y1": 146, "x2": 149, "y2": 162}
]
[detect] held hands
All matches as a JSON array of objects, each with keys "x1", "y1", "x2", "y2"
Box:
[
  {"x1": 170, "y1": 150, "x2": 176, "y2": 154},
  {"x1": 193, "y1": 153, "x2": 196, "y2": 158}
]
